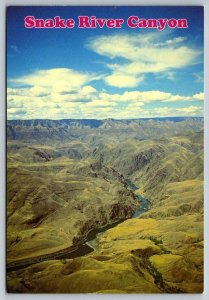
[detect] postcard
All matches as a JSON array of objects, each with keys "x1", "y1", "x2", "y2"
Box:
[{"x1": 6, "y1": 6, "x2": 204, "y2": 293}]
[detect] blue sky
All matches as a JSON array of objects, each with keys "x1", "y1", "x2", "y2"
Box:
[{"x1": 7, "y1": 6, "x2": 204, "y2": 119}]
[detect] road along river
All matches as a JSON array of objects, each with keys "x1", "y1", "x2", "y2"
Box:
[{"x1": 7, "y1": 181, "x2": 150, "y2": 272}]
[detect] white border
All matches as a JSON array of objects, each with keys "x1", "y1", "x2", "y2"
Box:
[{"x1": 1, "y1": 0, "x2": 208, "y2": 299}]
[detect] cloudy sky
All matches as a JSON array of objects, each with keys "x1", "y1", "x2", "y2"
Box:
[{"x1": 7, "y1": 6, "x2": 203, "y2": 120}]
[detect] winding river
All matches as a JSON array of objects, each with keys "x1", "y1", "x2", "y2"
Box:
[{"x1": 7, "y1": 181, "x2": 150, "y2": 272}]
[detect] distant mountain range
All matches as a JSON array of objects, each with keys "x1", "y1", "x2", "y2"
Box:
[
  {"x1": 7, "y1": 117, "x2": 203, "y2": 141},
  {"x1": 7, "y1": 117, "x2": 203, "y2": 128}
]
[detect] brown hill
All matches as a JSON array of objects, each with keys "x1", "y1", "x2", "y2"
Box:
[{"x1": 7, "y1": 118, "x2": 204, "y2": 293}]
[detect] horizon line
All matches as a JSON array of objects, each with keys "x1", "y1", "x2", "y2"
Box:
[{"x1": 7, "y1": 116, "x2": 204, "y2": 121}]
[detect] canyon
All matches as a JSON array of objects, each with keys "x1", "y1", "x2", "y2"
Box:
[{"x1": 6, "y1": 117, "x2": 204, "y2": 293}]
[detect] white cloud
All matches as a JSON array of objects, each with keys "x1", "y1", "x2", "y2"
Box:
[
  {"x1": 88, "y1": 33, "x2": 201, "y2": 88},
  {"x1": 151, "y1": 105, "x2": 203, "y2": 116},
  {"x1": 176, "y1": 105, "x2": 202, "y2": 114},
  {"x1": 30, "y1": 86, "x2": 50, "y2": 97},
  {"x1": 193, "y1": 92, "x2": 204, "y2": 101},
  {"x1": 86, "y1": 100, "x2": 117, "y2": 108},
  {"x1": 105, "y1": 73, "x2": 144, "y2": 88},
  {"x1": 11, "y1": 68, "x2": 96, "y2": 93},
  {"x1": 81, "y1": 85, "x2": 97, "y2": 95},
  {"x1": 7, "y1": 83, "x2": 203, "y2": 120},
  {"x1": 97, "y1": 90, "x2": 192, "y2": 103},
  {"x1": 165, "y1": 37, "x2": 187, "y2": 45},
  {"x1": 8, "y1": 86, "x2": 51, "y2": 97},
  {"x1": 7, "y1": 66, "x2": 204, "y2": 120}
]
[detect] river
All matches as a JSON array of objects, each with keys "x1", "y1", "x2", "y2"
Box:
[{"x1": 7, "y1": 181, "x2": 150, "y2": 272}]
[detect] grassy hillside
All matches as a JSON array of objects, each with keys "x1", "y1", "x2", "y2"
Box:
[
  {"x1": 7, "y1": 118, "x2": 204, "y2": 293},
  {"x1": 7, "y1": 154, "x2": 138, "y2": 262}
]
